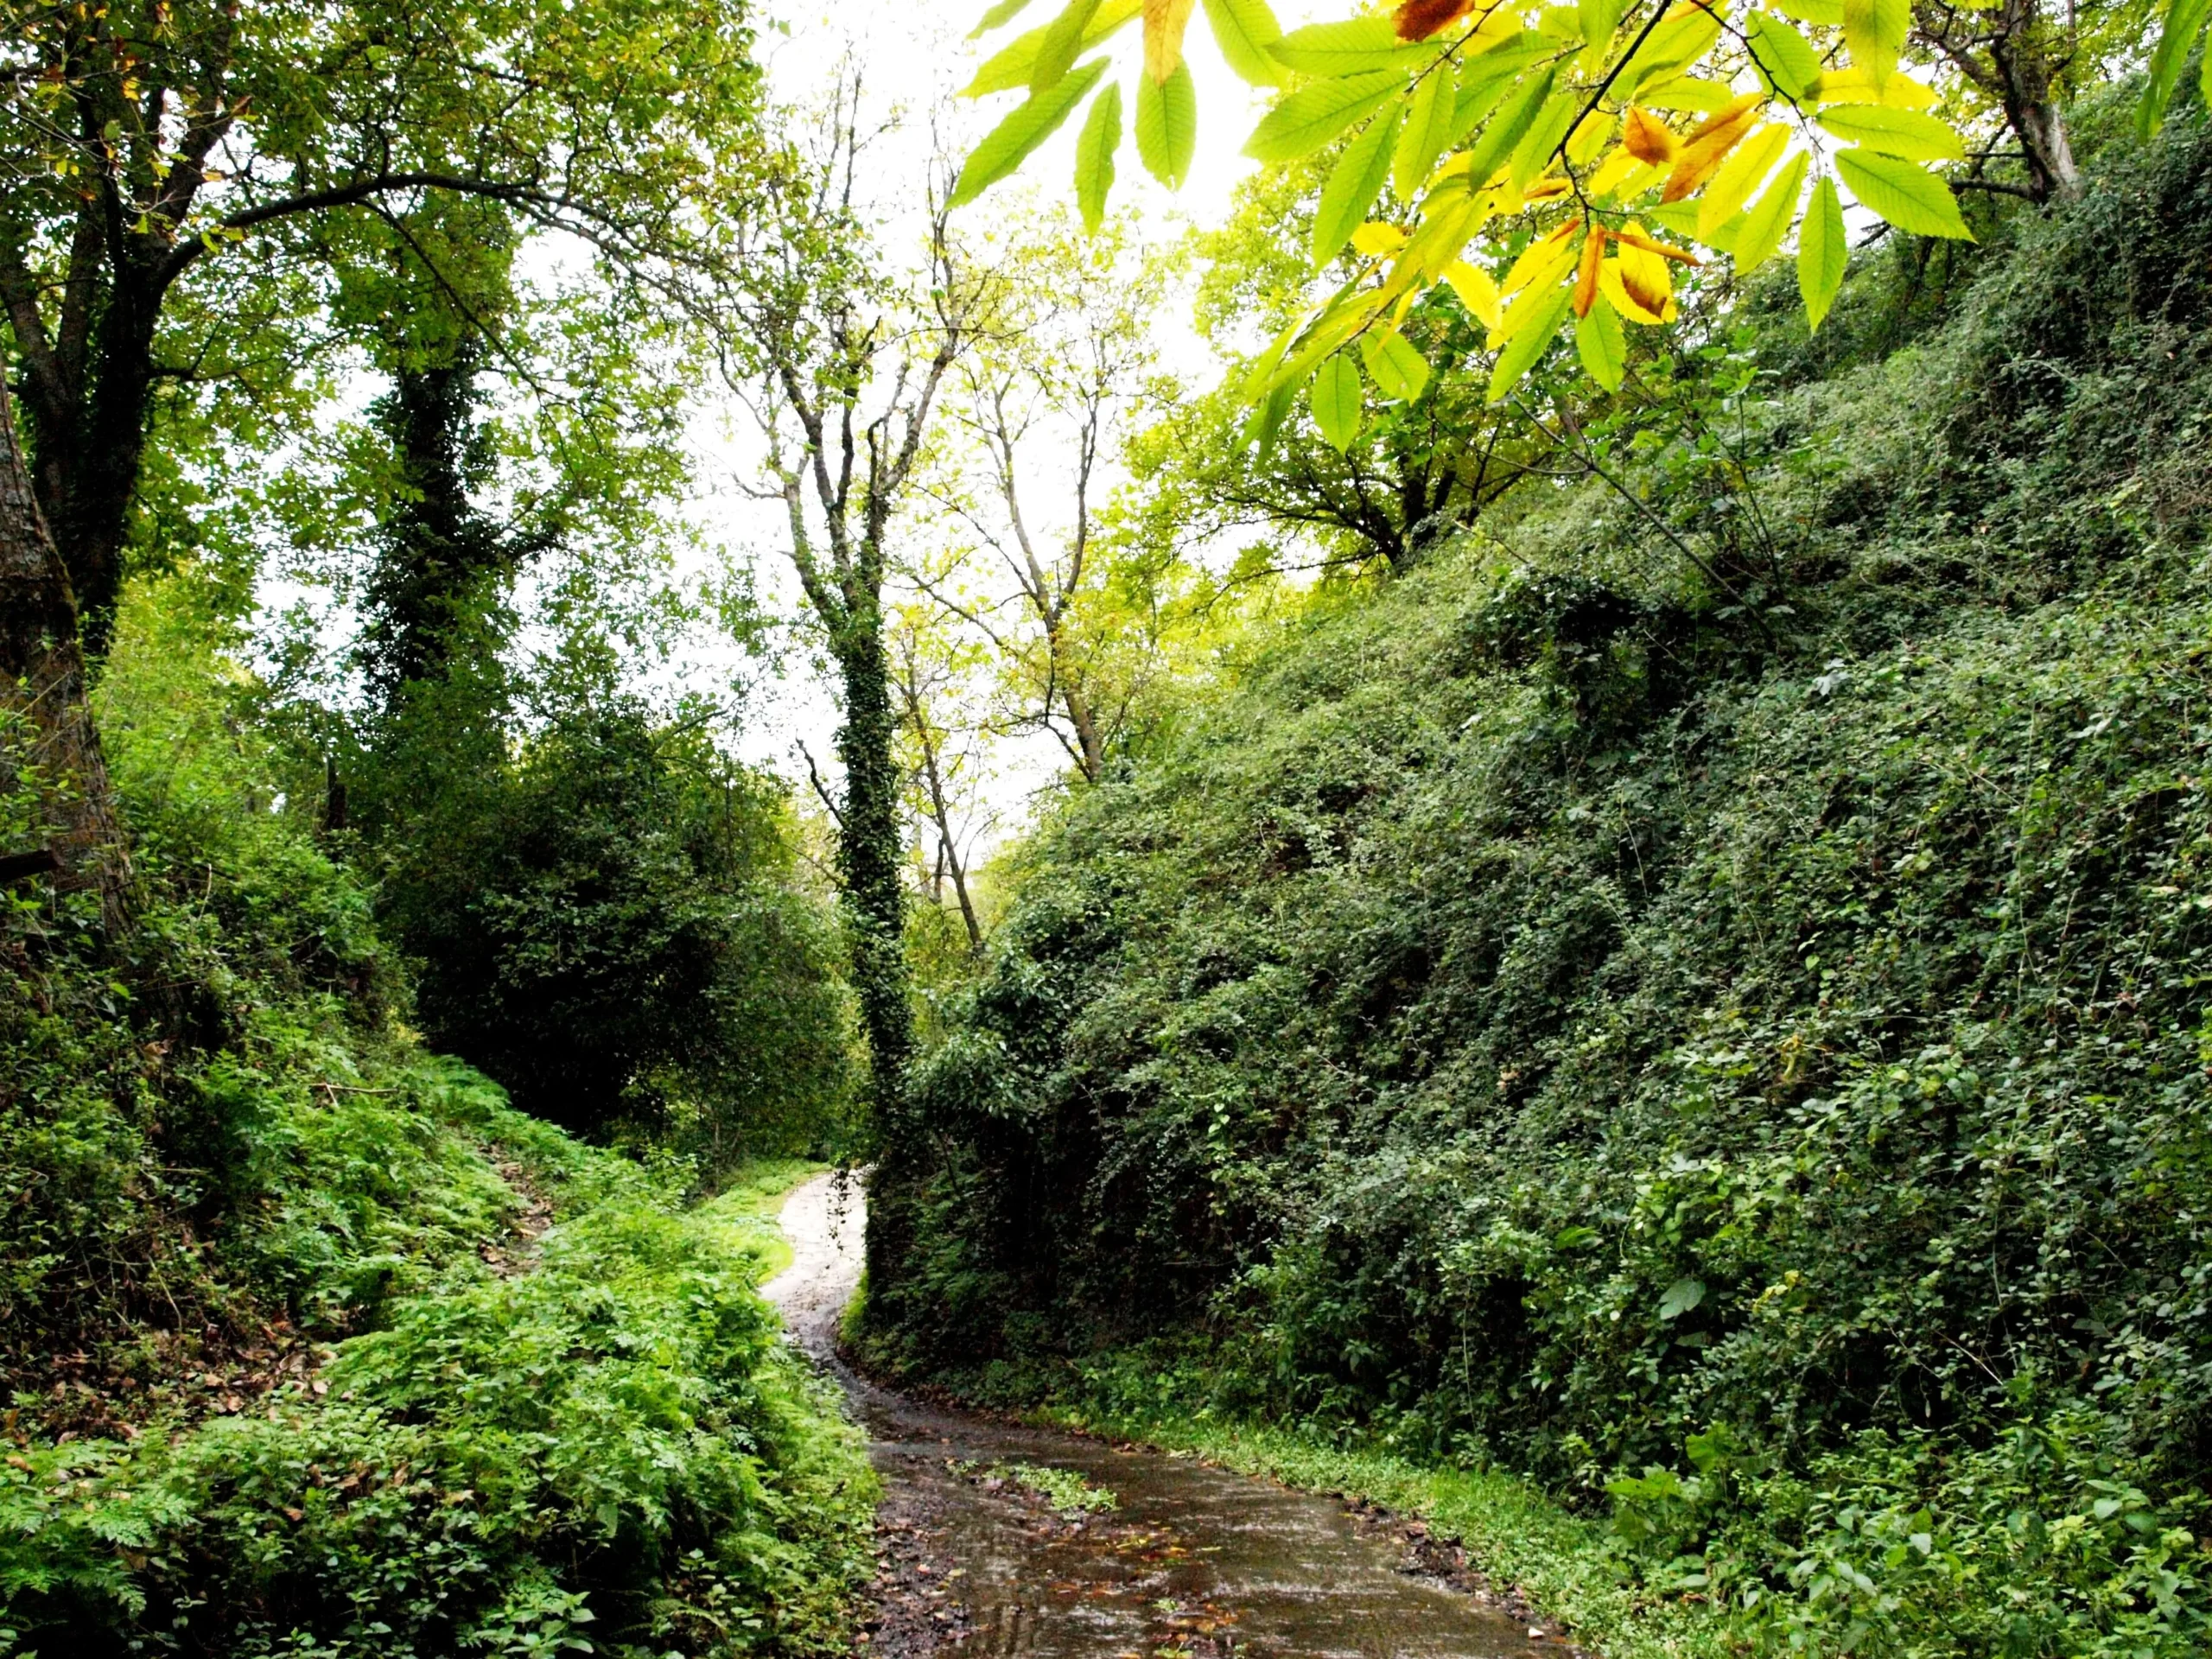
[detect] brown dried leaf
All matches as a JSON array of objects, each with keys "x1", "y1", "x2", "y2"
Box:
[
  {"x1": 1395, "y1": 0, "x2": 1476, "y2": 39},
  {"x1": 1622, "y1": 105, "x2": 1678, "y2": 165},
  {"x1": 1573, "y1": 227, "x2": 1606, "y2": 316}
]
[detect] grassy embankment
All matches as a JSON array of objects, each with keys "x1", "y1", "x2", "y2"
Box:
[{"x1": 711, "y1": 1158, "x2": 829, "y2": 1283}]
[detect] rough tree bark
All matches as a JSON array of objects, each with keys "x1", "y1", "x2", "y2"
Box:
[
  {"x1": 0, "y1": 384, "x2": 129, "y2": 928},
  {"x1": 1915, "y1": 0, "x2": 2081, "y2": 205}
]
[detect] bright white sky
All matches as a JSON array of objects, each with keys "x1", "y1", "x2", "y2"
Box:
[
  {"x1": 253, "y1": 1, "x2": 1335, "y2": 862},
  {"x1": 690, "y1": 0, "x2": 1337, "y2": 855},
  {"x1": 762, "y1": 0, "x2": 1325, "y2": 233}
]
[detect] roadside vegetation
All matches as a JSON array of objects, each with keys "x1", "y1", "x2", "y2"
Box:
[
  {"x1": 11, "y1": 0, "x2": 2212, "y2": 1651},
  {"x1": 1, "y1": 574, "x2": 872, "y2": 1656},
  {"x1": 0, "y1": 0, "x2": 873, "y2": 1649},
  {"x1": 861, "y1": 86, "x2": 2212, "y2": 1659}
]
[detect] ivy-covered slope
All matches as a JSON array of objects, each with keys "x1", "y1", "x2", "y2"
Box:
[
  {"x1": 0, "y1": 579, "x2": 871, "y2": 1656},
  {"x1": 865, "y1": 113, "x2": 2212, "y2": 1654}
]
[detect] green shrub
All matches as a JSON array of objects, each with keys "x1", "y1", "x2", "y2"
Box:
[
  {"x1": 0, "y1": 1154, "x2": 873, "y2": 1656},
  {"x1": 365, "y1": 699, "x2": 857, "y2": 1160},
  {"x1": 865, "y1": 111, "x2": 2212, "y2": 1656},
  {"x1": 3, "y1": 574, "x2": 874, "y2": 1655}
]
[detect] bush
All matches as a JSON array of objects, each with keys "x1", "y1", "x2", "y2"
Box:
[
  {"x1": 368, "y1": 700, "x2": 856, "y2": 1160},
  {"x1": 3, "y1": 573, "x2": 874, "y2": 1655},
  {"x1": 0, "y1": 1130, "x2": 873, "y2": 1657},
  {"x1": 2, "y1": 571, "x2": 429, "y2": 1395},
  {"x1": 864, "y1": 112, "x2": 2212, "y2": 1654}
]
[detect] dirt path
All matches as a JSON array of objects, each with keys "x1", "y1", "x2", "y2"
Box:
[
  {"x1": 766, "y1": 1173, "x2": 1563, "y2": 1659},
  {"x1": 762, "y1": 1166, "x2": 864, "y2": 1353}
]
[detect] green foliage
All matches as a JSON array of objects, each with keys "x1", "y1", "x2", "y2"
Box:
[
  {"x1": 0, "y1": 570, "x2": 431, "y2": 1382},
  {"x1": 368, "y1": 699, "x2": 856, "y2": 1159},
  {"x1": 3, "y1": 574, "x2": 873, "y2": 1655},
  {"x1": 867, "y1": 113, "x2": 2212, "y2": 1654},
  {"x1": 0, "y1": 1157, "x2": 873, "y2": 1657},
  {"x1": 1121, "y1": 154, "x2": 1592, "y2": 577},
  {"x1": 353, "y1": 351, "x2": 528, "y2": 709},
  {"x1": 98, "y1": 570, "x2": 391, "y2": 1017},
  {"x1": 1607, "y1": 1414, "x2": 2212, "y2": 1657},
  {"x1": 955, "y1": 0, "x2": 1988, "y2": 408},
  {"x1": 957, "y1": 1461, "x2": 1119, "y2": 1516},
  {"x1": 2, "y1": 0, "x2": 765, "y2": 636}
]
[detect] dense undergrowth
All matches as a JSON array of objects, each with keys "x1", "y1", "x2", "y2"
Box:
[
  {"x1": 0, "y1": 576, "x2": 872, "y2": 1656},
  {"x1": 861, "y1": 105, "x2": 2212, "y2": 1655}
]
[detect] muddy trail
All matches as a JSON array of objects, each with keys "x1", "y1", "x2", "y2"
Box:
[{"x1": 763, "y1": 1174, "x2": 1566, "y2": 1659}]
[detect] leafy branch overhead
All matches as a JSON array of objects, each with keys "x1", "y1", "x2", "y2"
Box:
[{"x1": 952, "y1": 0, "x2": 1984, "y2": 437}]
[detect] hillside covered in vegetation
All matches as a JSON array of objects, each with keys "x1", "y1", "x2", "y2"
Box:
[
  {"x1": 0, "y1": 0, "x2": 889, "y2": 1643},
  {"x1": 14, "y1": 0, "x2": 2212, "y2": 1649},
  {"x1": 0, "y1": 575, "x2": 872, "y2": 1655},
  {"x1": 861, "y1": 104, "x2": 2212, "y2": 1656}
]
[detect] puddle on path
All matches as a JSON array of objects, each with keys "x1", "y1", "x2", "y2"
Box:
[{"x1": 765, "y1": 1174, "x2": 1549, "y2": 1659}]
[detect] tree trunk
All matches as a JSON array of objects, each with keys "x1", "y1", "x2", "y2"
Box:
[
  {"x1": 916, "y1": 729, "x2": 983, "y2": 951},
  {"x1": 11, "y1": 245, "x2": 167, "y2": 650},
  {"x1": 1914, "y1": 0, "x2": 2081, "y2": 207},
  {"x1": 1995, "y1": 34, "x2": 2081, "y2": 204},
  {"x1": 833, "y1": 615, "x2": 915, "y2": 1126},
  {"x1": 0, "y1": 385, "x2": 130, "y2": 929},
  {"x1": 837, "y1": 610, "x2": 925, "y2": 1314},
  {"x1": 1063, "y1": 679, "x2": 1106, "y2": 785},
  {"x1": 56, "y1": 280, "x2": 161, "y2": 643},
  {"x1": 358, "y1": 353, "x2": 526, "y2": 710}
]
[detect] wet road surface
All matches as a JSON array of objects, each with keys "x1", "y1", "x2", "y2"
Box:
[{"x1": 763, "y1": 1173, "x2": 1554, "y2": 1659}]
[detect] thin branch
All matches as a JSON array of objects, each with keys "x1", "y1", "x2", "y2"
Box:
[{"x1": 798, "y1": 741, "x2": 845, "y2": 830}]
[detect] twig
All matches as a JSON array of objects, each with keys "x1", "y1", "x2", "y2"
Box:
[
  {"x1": 1512, "y1": 397, "x2": 1779, "y2": 645},
  {"x1": 798, "y1": 741, "x2": 846, "y2": 830}
]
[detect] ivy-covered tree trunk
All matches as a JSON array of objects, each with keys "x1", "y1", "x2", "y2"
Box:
[
  {"x1": 358, "y1": 353, "x2": 537, "y2": 713},
  {"x1": 832, "y1": 617, "x2": 916, "y2": 1125},
  {"x1": 833, "y1": 612, "x2": 925, "y2": 1311},
  {"x1": 730, "y1": 86, "x2": 969, "y2": 1314},
  {"x1": 0, "y1": 386, "x2": 129, "y2": 928}
]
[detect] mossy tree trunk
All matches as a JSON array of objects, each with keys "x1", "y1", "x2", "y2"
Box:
[
  {"x1": 735, "y1": 111, "x2": 966, "y2": 1165},
  {"x1": 0, "y1": 384, "x2": 129, "y2": 929},
  {"x1": 731, "y1": 89, "x2": 972, "y2": 1311},
  {"x1": 830, "y1": 610, "x2": 917, "y2": 1132}
]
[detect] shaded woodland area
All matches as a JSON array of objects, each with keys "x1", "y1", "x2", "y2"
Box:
[{"x1": 5, "y1": 0, "x2": 2212, "y2": 1653}]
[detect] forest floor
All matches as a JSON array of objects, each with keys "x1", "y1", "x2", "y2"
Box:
[{"x1": 767, "y1": 1174, "x2": 1600, "y2": 1659}]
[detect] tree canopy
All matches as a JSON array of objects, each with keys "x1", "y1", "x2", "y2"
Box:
[
  {"x1": 947, "y1": 0, "x2": 2131, "y2": 442},
  {"x1": 0, "y1": 0, "x2": 765, "y2": 636}
]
